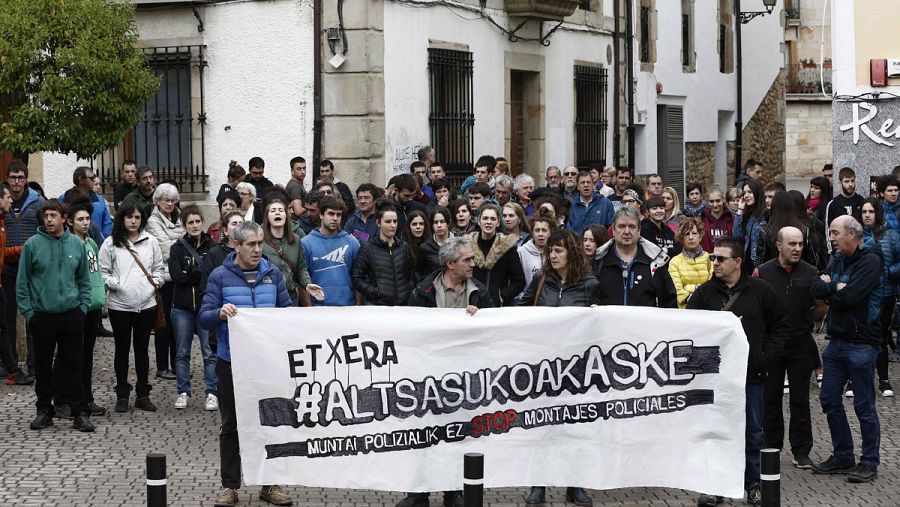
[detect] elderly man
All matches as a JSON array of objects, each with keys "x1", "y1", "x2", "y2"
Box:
[
  {"x1": 593, "y1": 206, "x2": 676, "y2": 308},
  {"x1": 514, "y1": 174, "x2": 535, "y2": 216},
  {"x1": 400, "y1": 235, "x2": 492, "y2": 507},
  {"x1": 199, "y1": 221, "x2": 295, "y2": 507},
  {"x1": 811, "y1": 215, "x2": 883, "y2": 483},
  {"x1": 755, "y1": 226, "x2": 821, "y2": 469}
]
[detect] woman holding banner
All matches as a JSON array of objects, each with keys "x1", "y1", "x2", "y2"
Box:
[{"x1": 518, "y1": 229, "x2": 600, "y2": 507}]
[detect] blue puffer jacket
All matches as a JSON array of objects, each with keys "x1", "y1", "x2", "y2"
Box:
[
  {"x1": 198, "y1": 253, "x2": 293, "y2": 362},
  {"x1": 863, "y1": 227, "x2": 900, "y2": 297},
  {"x1": 883, "y1": 199, "x2": 900, "y2": 232},
  {"x1": 4, "y1": 188, "x2": 44, "y2": 274}
]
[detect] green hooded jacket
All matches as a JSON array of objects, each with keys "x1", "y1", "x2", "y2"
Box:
[
  {"x1": 16, "y1": 228, "x2": 91, "y2": 320},
  {"x1": 84, "y1": 236, "x2": 106, "y2": 311}
]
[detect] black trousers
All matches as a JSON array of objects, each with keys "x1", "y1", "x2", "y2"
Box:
[
  {"x1": 155, "y1": 282, "x2": 176, "y2": 371},
  {"x1": 109, "y1": 308, "x2": 156, "y2": 398},
  {"x1": 0, "y1": 287, "x2": 15, "y2": 372},
  {"x1": 763, "y1": 340, "x2": 815, "y2": 458},
  {"x1": 877, "y1": 297, "x2": 895, "y2": 382},
  {"x1": 53, "y1": 309, "x2": 101, "y2": 405},
  {"x1": 217, "y1": 359, "x2": 242, "y2": 489},
  {"x1": 31, "y1": 309, "x2": 86, "y2": 416},
  {"x1": 2, "y1": 273, "x2": 34, "y2": 373}
]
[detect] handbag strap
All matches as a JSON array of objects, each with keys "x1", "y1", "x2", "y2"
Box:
[
  {"x1": 266, "y1": 238, "x2": 300, "y2": 281},
  {"x1": 532, "y1": 274, "x2": 546, "y2": 306},
  {"x1": 127, "y1": 244, "x2": 159, "y2": 290},
  {"x1": 178, "y1": 237, "x2": 203, "y2": 266}
]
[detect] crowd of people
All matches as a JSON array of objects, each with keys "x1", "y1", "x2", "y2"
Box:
[{"x1": 0, "y1": 152, "x2": 896, "y2": 507}]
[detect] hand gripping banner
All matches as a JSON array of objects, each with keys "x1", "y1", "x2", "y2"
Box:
[{"x1": 228, "y1": 305, "x2": 748, "y2": 497}]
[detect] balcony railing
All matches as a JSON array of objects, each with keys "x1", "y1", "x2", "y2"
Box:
[{"x1": 786, "y1": 62, "x2": 832, "y2": 95}]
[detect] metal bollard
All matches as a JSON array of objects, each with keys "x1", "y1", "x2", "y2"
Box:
[
  {"x1": 147, "y1": 453, "x2": 167, "y2": 507},
  {"x1": 463, "y1": 452, "x2": 484, "y2": 507},
  {"x1": 760, "y1": 448, "x2": 780, "y2": 507}
]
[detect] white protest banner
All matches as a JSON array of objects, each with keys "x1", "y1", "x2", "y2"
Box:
[{"x1": 228, "y1": 305, "x2": 748, "y2": 497}]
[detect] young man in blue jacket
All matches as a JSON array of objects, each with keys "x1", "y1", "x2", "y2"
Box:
[
  {"x1": 302, "y1": 196, "x2": 360, "y2": 306},
  {"x1": 199, "y1": 221, "x2": 294, "y2": 507}
]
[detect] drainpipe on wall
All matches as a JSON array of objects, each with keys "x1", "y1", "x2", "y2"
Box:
[
  {"x1": 625, "y1": 0, "x2": 635, "y2": 170},
  {"x1": 313, "y1": 0, "x2": 323, "y2": 171},
  {"x1": 613, "y1": 0, "x2": 621, "y2": 167},
  {"x1": 734, "y1": 0, "x2": 743, "y2": 183}
]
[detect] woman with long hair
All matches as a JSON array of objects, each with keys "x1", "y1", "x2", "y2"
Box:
[
  {"x1": 582, "y1": 224, "x2": 609, "y2": 258},
  {"x1": 755, "y1": 192, "x2": 802, "y2": 268},
  {"x1": 518, "y1": 229, "x2": 600, "y2": 507},
  {"x1": 450, "y1": 199, "x2": 474, "y2": 236},
  {"x1": 517, "y1": 211, "x2": 556, "y2": 290},
  {"x1": 734, "y1": 179, "x2": 767, "y2": 274},
  {"x1": 145, "y1": 183, "x2": 184, "y2": 381},
  {"x1": 859, "y1": 197, "x2": 900, "y2": 397},
  {"x1": 406, "y1": 210, "x2": 430, "y2": 262},
  {"x1": 262, "y1": 199, "x2": 315, "y2": 306},
  {"x1": 467, "y1": 203, "x2": 525, "y2": 306},
  {"x1": 807, "y1": 175, "x2": 833, "y2": 235},
  {"x1": 352, "y1": 202, "x2": 416, "y2": 305},
  {"x1": 99, "y1": 203, "x2": 165, "y2": 413},
  {"x1": 417, "y1": 207, "x2": 452, "y2": 279},
  {"x1": 168, "y1": 205, "x2": 217, "y2": 411},
  {"x1": 668, "y1": 218, "x2": 713, "y2": 308},
  {"x1": 788, "y1": 190, "x2": 827, "y2": 270},
  {"x1": 503, "y1": 202, "x2": 531, "y2": 247},
  {"x1": 661, "y1": 186, "x2": 685, "y2": 231}
]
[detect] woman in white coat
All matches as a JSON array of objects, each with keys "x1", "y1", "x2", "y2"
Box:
[
  {"x1": 99, "y1": 202, "x2": 165, "y2": 414},
  {"x1": 145, "y1": 183, "x2": 184, "y2": 380}
]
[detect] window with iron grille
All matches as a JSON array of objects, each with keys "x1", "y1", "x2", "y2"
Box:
[
  {"x1": 719, "y1": 24, "x2": 727, "y2": 73},
  {"x1": 93, "y1": 45, "x2": 208, "y2": 194},
  {"x1": 428, "y1": 48, "x2": 474, "y2": 190},
  {"x1": 682, "y1": 14, "x2": 690, "y2": 66},
  {"x1": 574, "y1": 65, "x2": 607, "y2": 171},
  {"x1": 639, "y1": 7, "x2": 651, "y2": 63}
]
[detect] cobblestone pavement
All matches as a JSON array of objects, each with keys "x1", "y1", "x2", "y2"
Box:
[{"x1": 0, "y1": 331, "x2": 897, "y2": 506}]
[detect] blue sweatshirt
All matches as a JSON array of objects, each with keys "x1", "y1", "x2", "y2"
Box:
[{"x1": 301, "y1": 229, "x2": 360, "y2": 306}]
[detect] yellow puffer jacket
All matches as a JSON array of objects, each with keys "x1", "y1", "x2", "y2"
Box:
[{"x1": 668, "y1": 251, "x2": 713, "y2": 308}]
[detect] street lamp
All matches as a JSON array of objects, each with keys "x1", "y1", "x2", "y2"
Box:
[{"x1": 734, "y1": 0, "x2": 778, "y2": 183}]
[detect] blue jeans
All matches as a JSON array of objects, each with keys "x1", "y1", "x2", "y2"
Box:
[
  {"x1": 820, "y1": 339, "x2": 881, "y2": 468},
  {"x1": 745, "y1": 383, "x2": 764, "y2": 492},
  {"x1": 171, "y1": 307, "x2": 217, "y2": 396}
]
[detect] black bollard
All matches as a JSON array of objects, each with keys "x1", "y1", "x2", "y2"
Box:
[
  {"x1": 760, "y1": 448, "x2": 780, "y2": 507},
  {"x1": 147, "y1": 453, "x2": 167, "y2": 507},
  {"x1": 463, "y1": 452, "x2": 484, "y2": 507}
]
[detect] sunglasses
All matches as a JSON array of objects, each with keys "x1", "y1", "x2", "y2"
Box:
[{"x1": 708, "y1": 255, "x2": 736, "y2": 262}]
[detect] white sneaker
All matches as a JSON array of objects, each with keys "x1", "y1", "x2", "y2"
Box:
[
  {"x1": 174, "y1": 392, "x2": 189, "y2": 409},
  {"x1": 205, "y1": 393, "x2": 219, "y2": 411}
]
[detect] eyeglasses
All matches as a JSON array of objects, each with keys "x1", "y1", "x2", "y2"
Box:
[
  {"x1": 563, "y1": 172, "x2": 578, "y2": 177},
  {"x1": 8, "y1": 175, "x2": 25, "y2": 181},
  {"x1": 708, "y1": 255, "x2": 736, "y2": 262}
]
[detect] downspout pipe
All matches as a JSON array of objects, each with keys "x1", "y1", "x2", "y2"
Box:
[
  {"x1": 313, "y1": 0, "x2": 324, "y2": 172},
  {"x1": 625, "y1": 0, "x2": 635, "y2": 170},
  {"x1": 613, "y1": 0, "x2": 621, "y2": 167}
]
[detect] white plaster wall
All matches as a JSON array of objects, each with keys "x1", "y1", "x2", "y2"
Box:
[
  {"x1": 633, "y1": 0, "x2": 783, "y2": 174},
  {"x1": 383, "y1": 1, "x2": 614, "y2": 183},
  {"x1": 39, "y1": 0, "x2": 315, "y2": 204}
]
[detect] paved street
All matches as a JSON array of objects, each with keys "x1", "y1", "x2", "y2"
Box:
[{"x1": 0, "y1": 331, "x2": 897, "y2": 506}]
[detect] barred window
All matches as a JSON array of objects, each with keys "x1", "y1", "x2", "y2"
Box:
[
  {"x1": 94, "y1": 45, "x2": 208, "y2": 194},
  {"x1": 574, "y1": 65, "x2": 608, "y2": 171},
  {"x1": 639, "y1": 7, "x2": 651, "y2": 63},
  {"x1": 428, "y1": 48, "x2": 475, "y2": 190}
]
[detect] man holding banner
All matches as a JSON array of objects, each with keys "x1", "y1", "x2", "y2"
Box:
[
  {"x1": 687, "y1": 237, "x2": 785, "y2": 506},
  {"x1": 199, "y1": 221, "x2": 295, "y2": 507},
  {"x1": 399, "y1": 235, "x2": 492, "y2": 507}
]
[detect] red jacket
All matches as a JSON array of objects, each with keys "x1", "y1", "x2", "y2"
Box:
[{"x1": 700, "y1": 208, "x2": 735, "y2": 253}]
